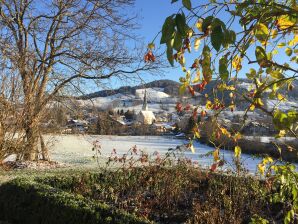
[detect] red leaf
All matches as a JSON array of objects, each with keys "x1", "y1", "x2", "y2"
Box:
[{"x1": 210, "y1": 163, "x2": 218, "y2": 172}]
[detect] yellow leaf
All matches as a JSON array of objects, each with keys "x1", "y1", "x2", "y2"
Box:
[
  {"x1": 192, "y1": 75, "x2": 201, "y2": 83},
  {"x1": 147, "y1": 42, "x2": 155, "y2": 50},
  {"x1": 288, "y1": 35, "x2": 298, "y2": 46},
  {"x1": 285, "y1": 47, "x2": 293, "y2": 56},
  {"x1": 277, "y1": 130, "x2": 286, "y2": 138},
  {"x1": 249, "y1": 103, "x2": 255, "y2": 111},
  {"x1": 277, "y1": 15, "x2": 296, "y2": 30},
  {"x1": 187, "y1": 28, "x2": 194, "y2": 38},
  {"x1": 254, "y1": 23, "x2": 269, "y2": 44},
  {"x1": 232, "y1": 55, "x2": 242, "y2": 72},
  {"x1": 206, "y1": 100, "x2": 212, "y2": 109},
  {"x1": 258, "y1": 163, "x2": 265, "y2": 175},
  {"x1": 213, "y1": 148, "x2": 220, "y2": 162},
  {"x1": 256, "y1": 98, "x2": 264, "y2": 106},
  {"x1": 220, "y1": 127, "x2": 231, "y2": 138},
  {"x1": 263, "y1": 156, "x2": 273, "y2": 165},
  {"x1": 272, "y1": 49, "x2": 278, "y2": 55},
  {"x1": 186, "y1": 70, "x2": 191, "y2": 79},
  {"x1": 179, "y1": 84, "x2": 187, "y2": 95},
  {"x1": 271, "y1": 29, "x2": 278, "y2": 39},
  {"x1": 194, "y1": 129, "x2": 200, "y2": 139},
  {"x1": 233, "y1": 132, "x2": 242, "y2": 141},
  {"x1": 277, "y1": 93, "x2": 286, "y2": 101},
  {"x1": 269, "y1": 70, "x2": 285, "y2": 79},
  {"x1": 234, "y1": 146, "x2": 241, "y2": 158},
  {"x1": 277, "y1": 42, "x2": 286, "y2": 48},
  {"x1": 179, "y1": 55, "x2": 186, "y2": 66},
  {"x1": 194, "y1": 38, "x2": 201, "y2": 50},
  {"x1": 190, "y1": 144, "x2": 195, "y2": 153},
  {"x1": 196, "y1": 19, "x2": 203, "y2": 32}
]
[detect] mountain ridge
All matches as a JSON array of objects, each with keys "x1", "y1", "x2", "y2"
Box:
[{"x1": 78, "y1": 79, "x2": 180, "y2": 99}]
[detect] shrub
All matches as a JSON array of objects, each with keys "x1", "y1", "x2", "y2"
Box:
[{"x1": 0, "y1": 178, "x2": 150, "y2": 224}]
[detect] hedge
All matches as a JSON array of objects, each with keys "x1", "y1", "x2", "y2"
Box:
[{"x1": 0, "y1": 178, "x2": 151, "y2": 224}]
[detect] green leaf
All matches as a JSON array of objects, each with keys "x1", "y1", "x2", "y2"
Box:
[
  {"x1": 160, "y1": 15, "x2": 175, "y2": 44},
  {"x1": 202, "y1": 16, "x2": 214, "y2": 33},
  {"x1": 179, "y1": 84, "x2": 187, "y2": 95},
  {"x1": 273, "y1": 110, "x2": 293, "y2": 130},
  {"x1": 269, "y1": 70, "x2": 285, "y2": 79},
  {"x1": 175, "y1": 13, "x2": 187, "y2": 37},
  {"x1": 277, "y1": 42, "x2": 286, "y2": 48},
  {"x1": 173, "y1": 32, "x2": 183, "y2": 51},
  {"x1": 254, "y1": 23, "x2": 269, "y2": 43},
  {"x1": 246, "y1": 68, "x2": 256, "y2": 79},
  {"x1": 285, "y1": 47, "x2": 293, "y2": 56},
  {"x1": 202, "y1": 45, "x2": 212, "y2": 82},
  {"x1": 182, "y1": 0, "x2": 192, "y2": 10},
  {"x1": 222, "y1": 29, "x2": 235, "y2": 48},
  {"x1": 212, "y1": 18, "x2": 225, "y2": 29},
  {"x1": 255, "y1": 46, "x2": 267, "y2": 65},
  {"x1": 211, "y1": 25, "x2": 223, "y2": 51},
  {"x1": 219, "y1": 56, "x2": 229, "y2": 80},
  {"x1": 229, "y1": 30, "x2": 236, "y2": 43},
  {"x1": 167, "y1": 46, "x2": 174, "y2": 66}
]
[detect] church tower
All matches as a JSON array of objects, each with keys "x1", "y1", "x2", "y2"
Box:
[{"x1": 142, "y1": 89, "x2": 148, "y2": 111}]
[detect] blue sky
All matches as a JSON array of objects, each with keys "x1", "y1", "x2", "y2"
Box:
[
  {"x1": 134, "y1": 0, "x2": 188, "y2": 84},
  {"x1": 91, "y1": 0, "x2": 294, "y2": 92}
]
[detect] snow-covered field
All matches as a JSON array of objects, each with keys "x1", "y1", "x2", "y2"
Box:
[
  {"x1": 135, "y1": 88, "x2": 170, "y2": 101},
  {"x1": 45, "y1": 134, "x2": 276, "y2": 173},
  {"x1": 77, "y1": 93, "x2": 135, "y2": 109},
  {"x1": 266, "y1": 99, "x2": 298, "y2": 111}
]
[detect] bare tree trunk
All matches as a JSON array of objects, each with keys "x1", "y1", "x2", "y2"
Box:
[
  {"x1": 23, "y1": 125, "x2": 39, "y2": 161},
  {"x1": 40, "y1": 133, "x2": 49, "y2": 161}
]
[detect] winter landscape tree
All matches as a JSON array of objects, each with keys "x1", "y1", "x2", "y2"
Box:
[{"x1": 0, "y1": 0, "x2": 160, "y2": 161}]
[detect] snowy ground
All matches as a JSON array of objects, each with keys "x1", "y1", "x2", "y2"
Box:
[
  {"x1": 43, "y1": 134, "x2": 282, "y2": 173},
  {"x1": 266, "y1": 99, "x2": 298, "y2": 111}
]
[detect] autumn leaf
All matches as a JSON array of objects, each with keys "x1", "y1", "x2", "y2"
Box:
[
  {"x1": 196, "y1": 19, "x2": 203, "y2": 32},
  {"x1": 234, "y1": 146, "x2": 241, "y2": 158},
  {"x1": 255, "y1": 46, "x2": 268, "y2": 66},
  {"x1": 258, "y1": 163, "x2": 265, "y2": 175},
  {"x1": 194, "y1": 38, "x2": 201, "y2": 50},
  {"x1": 276, "y1": 15, "x2": 296, "y2": 30},
  {"x1": 254, "y1": 23, "x2": 269, "y2": 44},
  {"x1": 189, "y1": 143, "x2": 195, "y2": 153},
  {"x1": 206, "y1": 100, "x2": 212, "y2": 109},
  {"x1": 285, "y1": 47, "x2": 293, "y2": 56},
  {"x1": 220, "y1": 127, "x2": 231, "y2": 138},
  {"x1": 213, "y1": 148, "x2": 220, "y2": 162},
  {"x1": 210, "y1": 163, "x2": 218, "y2": 172},
  {"x1": 194, "y1": 129, "x2": 200, "y2": 139},
  {"x1": 147, "y1": 42, "x2": 155, "y2": 49},
  {"x1": 232, "y1": 55, "x2": 242, "y2": 72}
]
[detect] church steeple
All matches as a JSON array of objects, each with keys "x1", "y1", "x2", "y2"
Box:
[{"x1": 142, "y1": 89, "x2": 148, "y2": 111}]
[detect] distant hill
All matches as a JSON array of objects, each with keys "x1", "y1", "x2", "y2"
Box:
[
  {"x1": 79, "y1": 79, "x2": 180, "y2": 100},
  {"x1": 78, "y1": 78, "x2": 298, "y2": 111}
]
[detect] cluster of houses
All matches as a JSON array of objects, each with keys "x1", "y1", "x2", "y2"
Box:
[
  {"x1": 61, "y1": 89, "x2": 279, "y2": 137},
  {"x1": 63, "y1": 90, "x2": 177, "y2": 134}
]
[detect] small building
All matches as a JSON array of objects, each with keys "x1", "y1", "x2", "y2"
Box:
[
  {"x1": 136, "y1": 89, "x2": 156, "y2": 125},
  {"x1": 137, "y1": 110, "x2": 156, "y2": 125},
  {"x1": 66, "y1": 119, "x2": 88, "y2": 133}
]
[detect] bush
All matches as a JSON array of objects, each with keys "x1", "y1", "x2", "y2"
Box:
[
  {"x1": 0, "y1": 178, "x2": 150, "y2": 224},
  {"x1": 36, "y1": 168, "x2": 271, "y2": 223}
]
